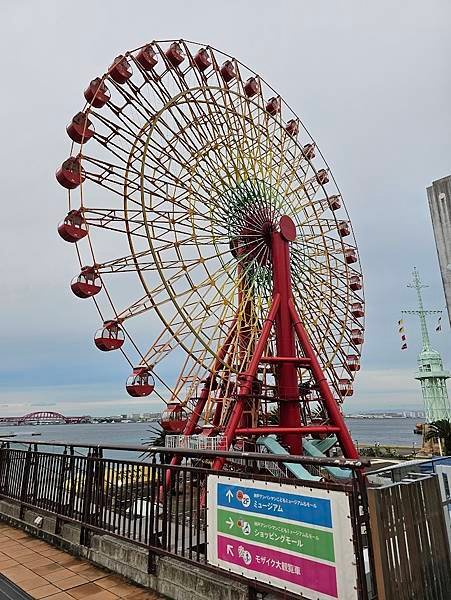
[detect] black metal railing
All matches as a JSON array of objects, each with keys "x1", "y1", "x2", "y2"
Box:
[{"x1": 0, "y1": 439, "x2": 376, "y2": 599}]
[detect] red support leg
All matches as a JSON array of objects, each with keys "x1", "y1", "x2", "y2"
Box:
[
  {"x1": 210, "y1": 294, "x2": 281, "y2": 472},
  {"x1": 289, "y1": 300, "x2": 358, "y2": 459},
  {"x1": 272, "y1": 230, "x2": 302, "y2": 455},
  {"x1": 166, "y1": 317, "x2": 238, "y2": 484}
]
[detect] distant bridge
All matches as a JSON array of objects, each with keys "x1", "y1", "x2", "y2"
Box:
[{"x1": 0, "y1": 411, "x2": 90, "y2": 425}]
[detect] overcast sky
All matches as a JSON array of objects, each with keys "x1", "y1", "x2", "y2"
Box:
[{"x1": 0, "y1": 1, "x2": 450, "y2": 416}]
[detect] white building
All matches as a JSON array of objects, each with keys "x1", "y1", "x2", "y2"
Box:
[{"x1": 427, "y1": 176, "x2": 451, "y2": 325}]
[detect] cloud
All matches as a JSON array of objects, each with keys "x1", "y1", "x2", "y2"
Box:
[{"x1": 0, "y1": 1, "x2": 450, "y2": 415}]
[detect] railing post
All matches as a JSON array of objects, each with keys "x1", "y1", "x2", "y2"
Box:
[
  {"x1": 80, "y1": 447, "x2": 96, "y2": 547},
  {"x1": 31, "y1": 444, "x2": 39, "y2": 506},
  {"x1": 0, "y1": 443, "x2": 11, "y2": 495},
  {"x1": 55, "y1": 447, "x2": 68, "y2": 534},
  {"x1": 93, "y1": 447, "x2": 105, "y2": 530},
  {"x1": 19, "y1": 444, "x2": 33, "y2": 519}
]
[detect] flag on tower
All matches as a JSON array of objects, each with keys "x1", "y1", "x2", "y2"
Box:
[
  {"x1": 398, "y1": 319, "x2": 408, "y2": 350},
  {"x1": 436, "y1": 316, "x2": 442, "y2": 332}
]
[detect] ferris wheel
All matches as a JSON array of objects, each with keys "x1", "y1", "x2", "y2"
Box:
[{"x1": 57, "y1": 39, "x2": 364, "y2": 459}]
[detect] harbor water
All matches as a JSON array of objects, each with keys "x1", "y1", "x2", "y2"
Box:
[{"x1": 0, "y1": 418, "x2": 421, "y2": 450}]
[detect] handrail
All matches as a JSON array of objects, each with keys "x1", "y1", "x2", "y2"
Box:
[{"x1": 0, "y1": 438, "x2": 370, "y2": 468}]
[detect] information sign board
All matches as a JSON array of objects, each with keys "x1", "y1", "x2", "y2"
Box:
[{"x1": 207, "y1": 476, "x2": 358, "y2": 600}]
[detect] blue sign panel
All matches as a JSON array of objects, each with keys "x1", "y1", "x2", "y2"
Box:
[{"x1": 217, "y1": 482, "x2": 332, "y2": 528}]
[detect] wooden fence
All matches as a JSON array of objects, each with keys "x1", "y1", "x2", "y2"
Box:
[{"x1": 368, "y1": 474, "x2": 451, "y2": 600}]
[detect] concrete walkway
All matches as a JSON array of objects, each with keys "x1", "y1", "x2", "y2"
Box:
[{"x1": 0, "y1": 523, "x2": 162, "y2": 599}]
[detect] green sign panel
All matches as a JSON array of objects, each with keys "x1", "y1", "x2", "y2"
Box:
[{"x1": 217, "y1": 508, "x2": 335, "y2": 563}]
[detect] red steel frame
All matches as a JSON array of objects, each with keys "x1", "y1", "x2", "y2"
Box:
[{"x1": 174, "y1": 217, "x2": 358, "y2": 473}]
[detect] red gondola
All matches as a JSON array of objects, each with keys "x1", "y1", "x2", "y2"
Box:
[
  {"x1": 109, "y1": 55, "x2": 132, "y2": 84},
  {"x1": 339, "y1": 379, "x2": 353, "y2": 397},
  {"x1": 266, "y1": 97, "x2": 281, "y2": 116},
  {"x1": 220, "y1": 60, "x2": 236, "y2": 82},
  {"x1": 126, "y1": 367, "x2": 155, "y2": 397},
  {"x1": 94, "y1": 321, "x2": 124, "y2": 351},
  {"x1": 344, "y1": 248, "x2": 357, "y2": 264},
  {"x1": 58, "y1": 209, "x2": 88, "y2": 243},
  {"x1": 303, "y1": 144, "x2": 316, "y2": 160},
  {"x1": 351, "y1": 328, "x2": 364, "y2": 345},
  {"x1": 316, "y1": 169, "x2": 329, "y2": 185},
  {"x1": 193, "y1": 48, "x2": 211, "y2": 71},
  {"x1": 160, "y1": 402, "x2": 189, "y2": 433},
  {"x1": 346, "y1": 355, "x2": 360, "y2": 372},
  {"x1": 244, "y1": 77, "x2": 259, "y2": 98},
  {"x1": 165, "y1": 42, "x2": 185, "y2": 67},
  {"x1": 136, "y1": 45, "x2": 158, "y2": 70},
  {"x1": 84, "y1": 78, "x2": 110, "y2": 108},
  {"x1": 351, "y1": 302, "x2": 364, "y2": 318},
  {"x1": 56, "y1": 157, "x2": 85, "y2": 190},
  {"x1": 328, "y1": 195, "x2": 341, "y2": 211},
  {"x1": 66, "y1": 112, "x2": 94, "y2": 144},
  {"x1": 285, "y1": 119, "x2": 299, "y2": 136},
  {"x1": 338, "y1": 221, "x2": 350, "y2": 237},
  {"x1": 71, "y1": 267, "x2": 102, "y2": 298},
  {"x1": 349, "y1": 275, "x2": 362, "y2": 291}
]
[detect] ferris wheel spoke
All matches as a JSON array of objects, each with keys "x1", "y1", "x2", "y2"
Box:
[
  {"x1": 292, "y1": 275, "x2": 349, "y2": 354},
  {"x1": 82, "y1": 208, "x2": 148, "y2": 238},
  {"x1": 81, "y1": 155, "x2": 157, "y2": 198},
  {"x1": 89, "y1": 106, "x2": 146, "y2": 146}
]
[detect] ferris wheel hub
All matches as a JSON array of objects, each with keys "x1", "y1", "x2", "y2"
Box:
[{"x1": 279, "y1": 215, "x2": 297, "y2": 242}]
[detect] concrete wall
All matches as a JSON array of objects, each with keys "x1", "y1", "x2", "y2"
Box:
[
  {"x1": 427, "y1": 175, "x2": 451, "y2": 325},
  {"x1": 0, "y1": 499, "x2": 249, "y2": 600}
]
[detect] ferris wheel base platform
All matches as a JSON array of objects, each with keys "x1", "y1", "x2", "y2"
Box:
[
  {"x1": 302, "y1": 439, "x2": 353, "y2": 480},
  {"x1": 258, "y1": 435, "x2": 352, "y2": 481},
  {"x1": 257, "y1": 436, "x2": 319, "y2": 481}
]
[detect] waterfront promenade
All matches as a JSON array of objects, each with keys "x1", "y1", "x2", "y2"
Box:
[{"x1": 0, "y1": 523, "x2": 161, "y2": 599}]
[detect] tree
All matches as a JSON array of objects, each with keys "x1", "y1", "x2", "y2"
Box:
[{"x1": 424, "y1": 419, "x2": 451, "y2": 456}]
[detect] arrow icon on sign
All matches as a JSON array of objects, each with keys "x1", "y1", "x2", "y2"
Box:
[
  {"x1": 226, "y1": 544, "x2": 234, "y2": 556},
  {"x1": 226, "y1": 490, "x2": 233, "y2": 503},
  {"x1": 226, "y1": 517, "x2": 234, "y2": 529}
]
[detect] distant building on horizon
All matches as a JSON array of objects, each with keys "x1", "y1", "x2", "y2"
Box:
[{"x1": 427, "y1": 175, "x2": 451, "y2": 325}]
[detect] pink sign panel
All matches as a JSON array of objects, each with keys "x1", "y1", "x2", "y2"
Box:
[{"x1": 217, "y1": 535, "x2": 338, "y2": 598}]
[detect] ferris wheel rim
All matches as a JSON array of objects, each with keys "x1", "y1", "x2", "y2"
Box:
[{"x1": 59, "y1": 37, "x2": 365, "y2": 403}]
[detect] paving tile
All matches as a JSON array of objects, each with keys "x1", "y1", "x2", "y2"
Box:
[
  {"x1": 29, "y1": 583, "x2": 61, "y2": 598},
  {"x1": 68, "y1": 563, "x2": 98, "y2": 574},
  {"x1": 2, "y1": 545, "x2": 25, "y2": 557},
  {"x1": 34, "y1": 563, "x2": 65, "y2": 576},
  {"x1": 123, "y1": 592, "x2": 161, "y2": 600},
  {"x1": 6, "y1": 530, "x2": 31, "y2": 540},
  {"x1": 95, "y1": 575, "x2": 124, "y2": 590},
  {"x1": 69, "y1": 567, "x2": 107, "y2": 581},
  {"x1": 1, "y1": 564, "x2": 35, "y2": 583},
  {"x1": 67, "y1": 582, "x2": 107, "y2": 598},
  {"x1": 107, "y1": 582, "x2": 139, "y2": 596},
  {"x1": 55, "y1": 557, "x2": 85, "y2": 568},
  {"x1": 19, "y1": 554, "x2": 55, "y2": 568},
  {"x1": 0, "y1": 535, "x2": 12, "y2": 544},
  {"x1": 42, "y1": 550, "x2": 68, "y2": 559},
  {"x1": 56, "y1": 574, "x2": 90, "y2": 591},
  {"x1": 51, "y1": 554, "x2": 79, "y2": 565},
  {"x1": 20, "y1": 574, "x2": 50, "y2": 591},
  {"x1": 83, "y1": 591, "x2": 118, "y2": 600},
  {"x1": 23, "y1": 540, "x2": 51, "y2": 549},
  {"x1": 7, "y1": 546, "x2": 40, "y2": 559},
  {"x1": 45, "y1": 568, "x2": 78, "y2": 583},
  {"x1": 0, "y1": 557, "x2": 19, "y2": 569},
  {"x1": 0, "y1": 524, "x2": 163, "y2": 600}
]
